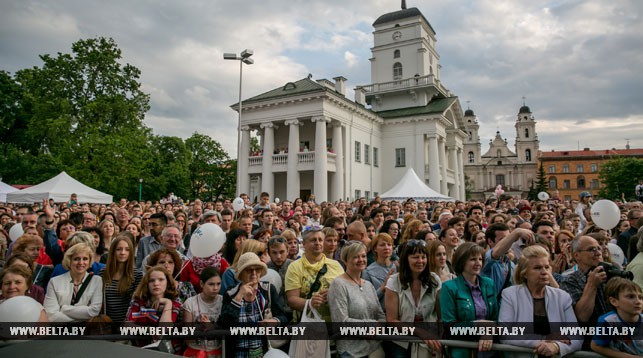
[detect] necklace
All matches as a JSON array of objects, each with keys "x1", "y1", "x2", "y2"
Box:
[{"x1": 345, "y1": 272, "x2": 363, "y2": 291}]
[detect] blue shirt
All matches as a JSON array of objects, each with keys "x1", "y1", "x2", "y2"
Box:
[
  {"x1": 593, "y1": 311, "x2": 643, "y2": 355},
  {"x1": 481, "y1": 248, "x2": 515, "y2": 296}
]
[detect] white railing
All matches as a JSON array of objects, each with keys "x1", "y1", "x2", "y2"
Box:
[
  {"x1": 298, "y1": 152, "x2": 315, "y2": 164},
  {"x1": 272, "y1": 153, "x2": 288, "y2": 165},
  {"x1": 358, "y1": 74, "x2": 449, "y2": 96},
  {"x1": 248, "y1": 156, "x2": 262, "y2": 166}
]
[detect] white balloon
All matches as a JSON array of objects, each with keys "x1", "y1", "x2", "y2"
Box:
[
  {"x1": 189, "y1": 223, "x2": 225, "y2": 258},
  {"x1": 0, "y1": 296, "x2": 43, "y2": 322},
  {"x1": 537, "y1": 192, "x2": 550, "y2": 201},
  {"x1": 264, "y1": 348, "x2": 290, "y2": 358},
  {"x1": 274, "y1": 197, "x2": 280, "y2": 204},
  {"x1": 232, "y1": 197, "x2": 245, "y2": 212},
  {"x1": 9, "y1": 224, "x2": 24, "y2": 241},
  {"x1": 591, "y1": 199, "x2": 620, "y2": 230}
]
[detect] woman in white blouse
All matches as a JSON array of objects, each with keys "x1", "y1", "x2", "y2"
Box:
[{"x1": 44, "y1": 243, "x2": 102, "y2": 322}]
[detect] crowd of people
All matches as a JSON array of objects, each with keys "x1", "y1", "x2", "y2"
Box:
[{"x1": 1, "y1": 190, "x2": 642, "y2": 357}]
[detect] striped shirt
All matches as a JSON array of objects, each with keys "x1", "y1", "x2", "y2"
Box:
[{"x1": 99, "y1": 268, "x2": 143, "y2": 322}]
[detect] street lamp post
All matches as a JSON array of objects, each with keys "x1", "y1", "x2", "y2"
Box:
[
  {"x1": 224, "y1": 49, "x2": 254, "y2": 197},
  {"x1": 139, "y1": 178, "x2": 143, "y2": 202}
]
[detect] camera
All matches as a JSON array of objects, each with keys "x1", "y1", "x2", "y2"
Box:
[{"x1": 595, "y1": 262, "x2": 634, "y2": 280}]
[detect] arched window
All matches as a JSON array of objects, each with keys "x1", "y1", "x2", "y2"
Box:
[
  {"x1": 393, "y1": 62, "x2": 403, "y2": 80},
  {"x1": 525, "y1": 149, "x2": 532, "y2": 161},
  {"x1": 525, "y1": 128, "x2": 529, "y2": 138},
  {"x1": 577, "y1": 176, "x2": 586, "y2": 189},
  {"x1": 497, "y1": 150, "x2": 501, "y2": 158},
  {"x1": 393, "y1": 49, "x2": 400, "y2": 59},
  {"x1": 468, "y1": 151, "x2": 474, "y2": 163},
  {"x1": 549, "y1": 176, "x2": 557, "y2": 189}
]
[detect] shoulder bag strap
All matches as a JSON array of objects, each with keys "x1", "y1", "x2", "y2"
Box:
[{"x1": 71, "y1": 273, "x2": 93, "y2": 306}]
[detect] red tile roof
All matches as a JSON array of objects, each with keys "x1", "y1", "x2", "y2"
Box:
[{"x1": 539, "y1": 148, "x2": 643, "y2": 158}]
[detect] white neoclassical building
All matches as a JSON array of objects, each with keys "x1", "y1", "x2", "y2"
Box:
[{"x1": 234, "y1": 6, "x2": 467, "y2": 203}]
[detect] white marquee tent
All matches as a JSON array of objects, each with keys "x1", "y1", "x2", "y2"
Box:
[
  {"x1": 6, "y1": 171, "x2": 113, "y2": 204},
  {"x1": 0, "y1": 180, "x2": 18, "y2": 202},
  {"x1": 380, "y1": 168, "x2": 454, "y2": 201}
]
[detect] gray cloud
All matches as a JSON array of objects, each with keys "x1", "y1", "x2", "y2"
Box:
[{"x1": 1, "y1": 0, "x2": 642, "y2": 156}]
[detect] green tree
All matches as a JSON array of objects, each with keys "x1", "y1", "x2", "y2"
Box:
[
  {"x1": 536, "y1": 162, "x2": 548, "y2": 193},
  {"x1": 2, "y1": 37, "x2": 153, "y2": 199},
  {"x1": 185, "y1": 132, "x2": 235, "y2": 200},
  {"x1": 598, "y1": 157, "x2": 643, "y2": 200}
]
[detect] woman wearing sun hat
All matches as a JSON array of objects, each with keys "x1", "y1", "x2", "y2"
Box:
[{"x1": 218, "y1": 252, "x2": 286, "y2": 358}]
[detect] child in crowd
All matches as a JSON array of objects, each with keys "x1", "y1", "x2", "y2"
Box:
[
  {"x1": 591, "y1": 278, "x2": 643, "y2": 357},
  {"x1": 182, "y1": 267, "x2": 223, "y2": 358}
]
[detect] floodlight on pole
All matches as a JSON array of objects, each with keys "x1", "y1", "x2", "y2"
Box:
[{"x1": 224, "y1": 49, "x2": 254, "y2": 197}]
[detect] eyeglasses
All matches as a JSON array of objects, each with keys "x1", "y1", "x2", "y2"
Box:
[
  {"x1": 579, "y1": 247, "x2": 601, "y2": 254},
  {"x1": 303, "y1": 225, "x2": 323, "y2": 233},
  {"x1": 406, "y1": 239, "x2": 427, "y2": 248}
]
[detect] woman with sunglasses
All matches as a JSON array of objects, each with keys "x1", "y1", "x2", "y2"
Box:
[
  {"x1": 220, "y1": 239, "x2": 269, "y2": 294},
  {"x1": 330, "y1": 241, "x2": 386, "y2": 357},
  {"x1": 219, "y1": 252, "x2": 286, "y2": 358},
  {"x1": 385, "y1": 240, "x2": 442, "y2": 357},
  {"x1": 285, "y1": 226, "x2": 344, "y2": 322}
]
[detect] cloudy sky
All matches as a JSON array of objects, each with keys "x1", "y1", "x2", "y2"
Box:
[{"x1": 2, "y1": 0, "x2": 642, "y2": 157}]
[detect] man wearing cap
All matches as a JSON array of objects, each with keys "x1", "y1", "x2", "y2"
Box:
[
  {"x1": 576, "y1": 191, "x2": 592, "y2": 232},
  {"x1": 518, "y1": 204, "x2": 532, "y2": 223}
]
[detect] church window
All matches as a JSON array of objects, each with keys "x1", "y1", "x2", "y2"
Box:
[
  {"x1": 577, "y1": 176, "x2": 586, "y2": 189},
  {"x1": 495, "y1": 174, "x2": 505, "y2": 187},
  {"x1": 497, "y1": 150, "x2": 501, "y2": 158},
  {"x1": 393, "y1": 50, "x2": 400, "y2": 59},
  {"x1": 468, "y1": 151, "x2": 474, "y2": 163},
  {"x1": 525, "y1": 149, "x2": 532, "y2": 161},
  {"x1": 549, "y1": 177, "x2": 557, "y2": 189},
  {"x1": 468, "y1": 131, "x2": 472, "y2": 140},
  {"x1": 393, "y1": 62, "x2": 403, "y2": 80},
  {"x1": 525, "y1": 128, "x2": 529, "y2": 138}
]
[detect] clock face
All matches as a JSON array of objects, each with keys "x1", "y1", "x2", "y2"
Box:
[{"x1": 392, "y1": 31, "x2": 402, "y2": 41}]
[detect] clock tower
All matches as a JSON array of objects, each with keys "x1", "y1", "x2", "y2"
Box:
[{"x1": 364, "y1": 5, "x2": 450, "y2": 112}]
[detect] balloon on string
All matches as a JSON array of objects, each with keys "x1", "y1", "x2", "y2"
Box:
[
  {"x1": 0, "y1": 296, "x2": 43, "y2": 322},
  {"x1": 591, "y1": 199, "x2": 620, "y2": 230},
  {"x1": 537, "y1": 192, "x2": 550, "y2": 201},
  {"x1": 9, "y1": 224, "x2": 24, "y2": 241},
  {"x1": 274, "y1": 198, "x2": 280, "y2": 204},
  {"x1": 189, "y1": 223, "x2": 225, "y2": 258},
  {"x1": 232, "y1": 197, "x2": 245, "y2": 212}
]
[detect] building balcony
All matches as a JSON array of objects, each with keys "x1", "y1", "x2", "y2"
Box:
[
  {"x1": 247, "y1": 151, "x2": 337, "y2": 174},
  {"x1": 359, "y1": 74, "x2": 450, "y2": 98}
]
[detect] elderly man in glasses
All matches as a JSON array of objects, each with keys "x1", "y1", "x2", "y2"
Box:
[{"x1": 560, "y1": 235, "x2": 610, "y2": 343}]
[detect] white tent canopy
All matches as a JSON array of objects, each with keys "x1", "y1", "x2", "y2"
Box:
[
  {"x1": 380, "y1": 168, "x2": 454, "y2": 202},
  {"x1": 0, "y1": 180, "x2": 19, "y2": 203},
  {"x1": 6, "y1": 171, "x2": 113, "y2": 204}
]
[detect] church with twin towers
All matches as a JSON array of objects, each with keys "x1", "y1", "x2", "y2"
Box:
[{"x1": 233, "y1": 3, "x2": 539, "y2": 203}]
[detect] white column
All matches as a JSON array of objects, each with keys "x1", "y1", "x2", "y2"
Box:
[
  {"x1": 458, "y1": 148, "x2": 465, "y2": 200},
  {"x1": 438, "y1": 137, "x2": 448, "y2": 195},
  {"x1": 414, "y1": 133, "x2": 425, "y2": 178},
  {"x1": 312, "y1": 116, "x2": 329, "y2": 202},
  {"x1": 260, "y1": 122, "x2": 275, "y2": 196},
  {"x1": 428, "y1": 135, "x2": 440, "y2": 191},
  {"x1": 238, "y1": 126, "x2": 251, "y2": 196},
  {"x1": 449, "y1": 146, "x2": 458, "y2": 199},
  {"x1": 331, "y1": 122, "x2": 344, "y2": 201},
  {"x1": 286, "y1": 120, "x2": 301, "y2": 202}
]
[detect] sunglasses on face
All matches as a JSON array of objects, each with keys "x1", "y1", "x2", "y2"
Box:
[
  {"x1": 406, "y1": 239, "x2": 427, "y2": 248},
  {"x1": 303, "y1": 225, "x2": 323, "y2": 233}
]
